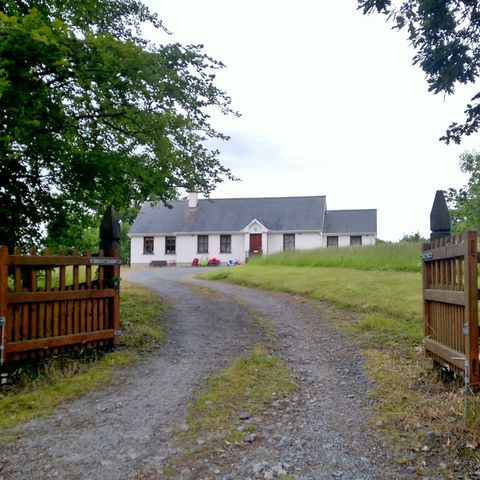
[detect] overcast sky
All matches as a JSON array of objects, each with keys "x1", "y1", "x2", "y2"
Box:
[{"x1": 143, "y1": 0, "x2": 479, "y2": 241}]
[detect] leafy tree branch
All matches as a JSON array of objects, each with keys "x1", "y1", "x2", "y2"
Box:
[
  {"x1": 0, "y1": 1, "x2": 237, "y2": 247},
  {"x1": 358, "y1": 0, "x2": 480, "y2": 144}
]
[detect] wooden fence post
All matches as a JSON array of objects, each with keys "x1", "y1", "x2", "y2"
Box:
[
  {"x1": 0, "y1": 246, "x2": 8, "y2": 365},
  {"x1": 464, "y1": 230, "x2": 479, "y2": 387},
  {"x1": 99, "y1": 207, "x2": 121, "y2": 344},
  {"x1": 422, "y1": 241, "x2": 432, "y2": 344},
  {"x1": 464, "y1": 230, "x2": 479, "y2": 422},
  {"x1": 100, "y1": 206, "x2": 121, "y2": 256}
]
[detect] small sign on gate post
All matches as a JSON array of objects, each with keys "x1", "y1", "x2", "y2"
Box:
[{"x1": 89, "y1": 258, "x2": 121, "y2": 266}]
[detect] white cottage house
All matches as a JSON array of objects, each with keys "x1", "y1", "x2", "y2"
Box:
[{"x1": 129, "y1": 193, "x2": 377, "y2": 265}]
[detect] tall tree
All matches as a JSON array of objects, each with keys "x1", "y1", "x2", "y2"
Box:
[
  {"x1": 357, "y1": 0, "x2": 480, "y2": 144},
  {"x1": 0, "y1": 0, "x2": 236, "y2": 247},
  {"x1": 445, "y1": 151, "x2": 480, "y2": 231}
]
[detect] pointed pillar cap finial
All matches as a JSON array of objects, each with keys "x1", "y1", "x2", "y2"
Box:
[{"x1": 430, "y1": 190, "x2": 451, "y2": 241}]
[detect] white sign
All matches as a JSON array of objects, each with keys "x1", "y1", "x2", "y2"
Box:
[{"x1": 89, "y1": 258, "x2": 121, "y2": 265}]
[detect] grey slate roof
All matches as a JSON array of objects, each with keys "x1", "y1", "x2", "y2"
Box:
[
  {"x1": 324, "y1": 209, "x2": 377, "y2": 234},
  {"x1": 130, "y1": 196, "x2": 327, "y2": 234}
]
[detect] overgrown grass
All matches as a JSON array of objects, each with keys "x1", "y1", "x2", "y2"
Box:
[
  {"x1": 186, "y1": 344, "x2": 297, "y2": 441},
  {"x1": 248, "y1": 242, "x2": 423, "y2": 272},
  {"x1": 348, "y1": 313, "x2": 423, "y2": 345},
  {"x1": 0, "y1": 351, "x2": 134, "y2": 431},
  {"x1": 120, "y1": 281, "x2": 165, "y2": 351},
  {"x1": 0, "y1": 280, "x2": 164, "y2": 432},
  {"x1": 165, "y1": 344, "x2": 297, "y2": 475}
]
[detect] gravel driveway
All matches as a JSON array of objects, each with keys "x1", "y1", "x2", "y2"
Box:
[{"x1": 0, "y1": 267, "x2": 409, "y2": 479}]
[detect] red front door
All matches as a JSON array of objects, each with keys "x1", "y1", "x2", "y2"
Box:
[{"x1": 249, "y1": 234, "x2": 262, "y2": 253}]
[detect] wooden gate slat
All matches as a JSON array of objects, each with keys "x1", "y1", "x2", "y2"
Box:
[
  {"x1": 425, "y1": 338, "x2": 465, "y2": 370},
  {"x1": 424, "y1": 289, "x2": 465, "y2": 305},
  {"x1": 5, "y1": 330, "x2": 116, "y2": 353}
]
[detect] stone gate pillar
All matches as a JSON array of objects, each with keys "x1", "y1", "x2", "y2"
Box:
[
  {"x1": 430, "y1": 190, "x2": 451, "y2": 241},
  {"x1": 99, "y1": 206, "x2": 121, "y2": 256}
]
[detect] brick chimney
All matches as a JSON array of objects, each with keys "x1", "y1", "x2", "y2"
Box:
[{"x1": 188, "y1": 192, "x2": 198, "y2": 208}]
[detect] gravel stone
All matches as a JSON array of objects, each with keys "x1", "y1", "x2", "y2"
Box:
[{"x1": 0, "y1": 267, "x2": 413, "y2": 479}]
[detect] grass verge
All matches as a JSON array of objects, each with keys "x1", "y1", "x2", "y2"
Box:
[
  {"x1": 165, "y1": 344, "x2": 297, "y2": 475},
  {"x1": 120, "y1": 280, "x2": 165, "y2": 351},
  {"x1": 0, "y1": 351, "x2": 134, "y2": 431},
  {"x1": 0, "y1": 280, "x2": 164, "y2": 432},
  {"x1": 186, "y1": 344, "x2": 297, "y2": 443}
]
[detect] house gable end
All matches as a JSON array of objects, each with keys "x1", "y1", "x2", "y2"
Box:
[{"x1": 241, "y1": 218, "x2": 269, "y2": 233}]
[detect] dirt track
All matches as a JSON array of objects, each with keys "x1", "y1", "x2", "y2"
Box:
[{"x1": 0, "y1": 267, "x2": 409, "y2": 479}]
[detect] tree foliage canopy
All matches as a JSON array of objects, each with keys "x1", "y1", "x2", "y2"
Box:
[
  {"x1": 0, "y1": 0, "x2": 236, "y2": 247},
  {"x1": 357, "y1": 0, "x2": 480, "y2": 144},
  {"x1": 445, "y1": 151, "x2": 480, "y2": 232},
  {"x1": 399, "y1": 232, "x2": 427, "y2": 242}
]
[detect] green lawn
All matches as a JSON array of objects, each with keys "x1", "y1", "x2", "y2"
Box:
[{"x1": 202, "y1": 264, "x2": 423, "y2": 345}]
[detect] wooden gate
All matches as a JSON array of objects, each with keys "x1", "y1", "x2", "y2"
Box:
[
  {"x1": 422, "y1": 230, "x2": 479, "y2": 386},
  {"x1": 0, "y1": 246, "x2": 120, "y2": 365}
]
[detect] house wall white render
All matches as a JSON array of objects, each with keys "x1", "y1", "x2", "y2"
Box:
[
  {"x1": 131, "y1": 234, "x2": 248, "y2": 265},
  {"x1": 130, "y1": 232, "x2": 375, "y2": 265},
  {"x1": 267, "y1": 234, "x2": 282, "y2": 253},
  {"x1": 362, "y1": 235, "x2": 376, "y2": 246},
  {"x1": 176, "y1": 235, "x2": 198, "y2": 264},
  {"x1": 294, "y1": 233, "x2": 323, "y2": 250}
]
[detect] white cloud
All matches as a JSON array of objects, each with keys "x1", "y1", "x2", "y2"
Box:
[{"x1": 143, "y1": 0, "x2": 478, "y2": 241}]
